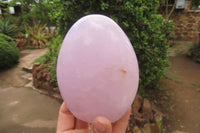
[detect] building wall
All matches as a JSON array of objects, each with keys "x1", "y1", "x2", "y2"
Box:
[{"x1": 171, "y1": 1, "x2": 200, "y2": 40}]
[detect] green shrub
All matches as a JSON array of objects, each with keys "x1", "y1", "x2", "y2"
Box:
[
  {"x1": 192, "y1": 0, "x2": 200, "y2": 7},
  {"x1": 28, "y1": 23, "x2": 49, "y2": 48},
  {"x1": 8, "y1": 0, "x2": 55, "y2": 27},
  {"x1": 0, "y1": 33, "x2": 20, "y2": 70},
  {"x1": 45, "y1": 35, "x2": 62, "y2": 82},
  {"x1": 50, "y1": 0, "x2": 174, "y2": 90},
  {"x1": 0, "y1": 19, "x2": 19, "y2": 37}
]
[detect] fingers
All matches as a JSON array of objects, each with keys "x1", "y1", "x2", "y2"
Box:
[
  {"x1": 75, "y1": 119, "x2": 89, "y2": 129},
  {"x1": 56, "y1": 102, "x2": 75, "y2": 133},
  {"x1": 56, "y1": 102, "x2": 131, "y2": 133},
  {"x1": 112, "y1": 107, "x2": 131, "y2": 133},
  {"x1": 92, "y1": 117, "x2": 112, "y2": 133},
  {"x1": 91, "y1": 107, "x2": 131, "y2": 133},
  {"x1": 73, "y1": 129, "x2": 90, "y2": 133}
]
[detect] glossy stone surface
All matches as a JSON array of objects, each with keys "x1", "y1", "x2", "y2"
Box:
[{"x1": 57, "y1": 14, "x2": 139, "y2": 122}]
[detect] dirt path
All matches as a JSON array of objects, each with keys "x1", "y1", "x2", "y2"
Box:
[
  {"x1": 162, "y1": 56, "x2": 200, "y2": 133},
  {"x1": 0, "y1": 48, "x2": 61, "y2": 133},
  {"x1": 147, "y1": 42, "x2": 200, "y2": 133}
]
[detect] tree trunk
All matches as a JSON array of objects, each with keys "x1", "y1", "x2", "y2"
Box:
[
  {"x1": 165, "y1": 0, "x2": 169, "y2": 17},
  {"x1": 166, "y1": 0, "x2": 177, "y2": 19}
]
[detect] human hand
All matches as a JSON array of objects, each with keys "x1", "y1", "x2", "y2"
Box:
[{"x1": 56, "y1": 102, "x2": 131, "y2": 133}]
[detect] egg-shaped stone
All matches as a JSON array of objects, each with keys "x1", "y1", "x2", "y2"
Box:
[{"x1": 57, "y1": 14, "x2": 139, "y2": 123}]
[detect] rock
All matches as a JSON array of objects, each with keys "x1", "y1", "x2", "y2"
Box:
[
  {"x1": 142, "y1": 99, "x2": 151, "y2": 112},
  {"x1": 152, "y1": 103, "x2": 164, "y2": 133},
  {"x1": 33, "y1": 79, "x2": 39, "y2": 88},
  {"x1": 142, "y1": 98, "x2": 153, "y2": 121},
  {"x1": 128, "y1": 94, "x2": 164, "y2": 133},
  {"x1": 38, "y1": 65, "x2": 43, "y2": 71},
  {"x1": 46, "y1": 75, "x2": 51, "y2": 81},
  {"x1": 42, "y1": 64, "x2": 48, "y2": 69},
  {"x1": 151, "y1": 103, "x2": 164, "y2": 119},
  {"x1": 32, "y1": 63, "x2": 55, "y2": 91},
  {"x1": 143, "y1": 123, "x2": 151, "y2": 133},
  {"x1": 21, "y1": 73, "x2": 32, "y2": 81},
  {"x1": 22, "y1": 65, "x2": 33, "y2": 73},
  {"x1": 38, "y1": 81, "x2": 43, "y2": 88},
  {"x1": 37, "y1": 72, "x2": 43, "y2": 80},
  {"x1": 134, "y1": 116, "x2": 146, "y2": 127},
  {"x1": 32, "y1": 68, "x2": 37, "y2": 78},
  {"x1": 32, "y1": 63, "x2": 40, "y2": 71},
  {"x1": 27, "y1": 76, "x2": 32, "y2": 81},
  {"x1": 196, "y1": 58, "x2": 200, "y2": 64},
  {"x1": 42, "y1": 71, "x2": 48, "y2": 78},
  {"x1": 32, "y1": 63, "x2": 41, "y2": 70},
  {"x1": 129, "y1": 115, "x2": 136, "y2": 123},
  {"x1": 33, "y1": 62, "x2": 41, "y2": 66},
  {"x1": 172, "y1": 131, "x2": 189, "y2": 133},
  {"x1": 132, "y1": 126, "x2": 142, "y2": 133},
  {"x1": 186, "y1": 51, "x2": 192, "y2": 57},
  {"x1": 132, "y1": 94, "x2": 143, "y2": 113},
  {"x1": 24, "y1": 82, "x2": 32, "y2": 88},
  {"x1": 42, "y1": 82, "x2": 50, "y2": 90},
  {"x1": 154, "y1": 113, "x2": 163, "y2": 133},
  {"x1": 150, "y1": 123, "x2": 160, "y2": 133},
  {"x1": 132, "y1": 94, "x2": 146, "y2": 127},
  {"x1": 168, "y1": 40, "x2": 174, "y2": 47}
]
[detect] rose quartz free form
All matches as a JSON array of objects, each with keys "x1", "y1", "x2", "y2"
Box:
[{"x1": 57, "y1": 14, "x2": 139, "y2": 123}]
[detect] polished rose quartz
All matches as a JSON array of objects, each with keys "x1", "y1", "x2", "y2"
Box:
[{"x1": 57, "y1": 14, "x2": 139, "y2": 123}]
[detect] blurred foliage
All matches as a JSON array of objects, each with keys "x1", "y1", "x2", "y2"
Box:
[
  {"x1": 15, "y1": 22, "x2": 49, "y2": 49},
  {"x1": 45, "y1": 35, "x2": 62, "y2": 83},
  {"x1": 0, "y1": 19, "x2": 19, "y2": 37},
  {"x1": 28, "y1": 22, "x2": 49, "y2": 48},
  {"x1": 0, "y1": 0, "x2": 54, "y2": 50},
  {"x1": 33, "y1": 34, "x2": 62, "y2": 89},
  {"x1": 49, "y1": 0, "x2": 174, "y2": 90},
  {"x1": 0, "y1": 33, "x2": 20, "y2": 70},
  {"x1": 189, "y1": 40, "x2": 200, "y2": 61},
  {"x1": 8, "y1": 0, "x2": 36, "y2": 24},
  {"x1": 192, "y1": 0, "x2": 200, "y2": 7},
  {"x1": 8, "y1": 0, "x2": 55, "y2": 27},
  {"x1": 32, "y1": 53, "x2": 47, "y2": 64},
  {"x1": 14, "y1": 32, "x2": 27, "y2": 49}
]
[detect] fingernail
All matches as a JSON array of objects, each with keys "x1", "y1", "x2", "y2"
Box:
[{"x1": 93, "y1": 120, "x2": 106, "y2": 133}]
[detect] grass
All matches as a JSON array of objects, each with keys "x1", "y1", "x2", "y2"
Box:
[
  {"x1": 192, "y1": 82, "x2": 200, "y2": 88},
  {"x1": 169, "y1": 104, "x2": 175, "y2": 111},
  {"x1": 196, "y1": 123, "x2": 200, "y2": 127},
  {"x1": 178, "y1": 87, "x2": 183, "y2": 90},
  {"x1": 185, "y1": 99, "x2": 189, "y2": 103},
  {"x1": 194, "y1": 93, "x2": 198, "y2": 97},
  {"x1": 32, "y1": 54, "x2": 47, "y2": 64},
  {"x1": 163, "y1": 67, "x2": 180, "y2": 83},
  {"x1": 180, "y1": 125, "x2": 185, "y2": 129}
]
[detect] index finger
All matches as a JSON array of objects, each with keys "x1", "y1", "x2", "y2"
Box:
[
  {"x1": 112, "y1": 107, "x2": 131, "y2": 133},
  {"x1": 56, "y1": 102, "x2": 75, "y2": 133}
]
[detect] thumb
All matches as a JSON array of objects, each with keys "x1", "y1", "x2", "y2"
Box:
[{"x1": 92, "y1": 117, "x2": 112, "y2": 133}]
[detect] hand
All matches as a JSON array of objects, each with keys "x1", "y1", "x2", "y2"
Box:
[{"x1": 56, "y1": 102, "x2": 131, "y2": 133}]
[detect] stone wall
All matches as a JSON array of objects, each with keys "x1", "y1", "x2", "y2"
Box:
[
  {"x1": 171, "y1": 1, "x2": 200, "y2": 40},
  {"x1": 32, "y1": 63, "x2": 57, "y2": 92},
  {"x1": 127, "y1": 94, "x2": 163, "y2": 133}
]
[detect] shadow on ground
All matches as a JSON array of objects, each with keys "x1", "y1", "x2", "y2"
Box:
[{"x1": 0, "y1": 49, "x2": 61, "y2": 133}]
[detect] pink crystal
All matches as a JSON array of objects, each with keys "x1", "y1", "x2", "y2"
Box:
[{"x1": 57, "y1": 14, "x2": 139, "y2": 123}]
